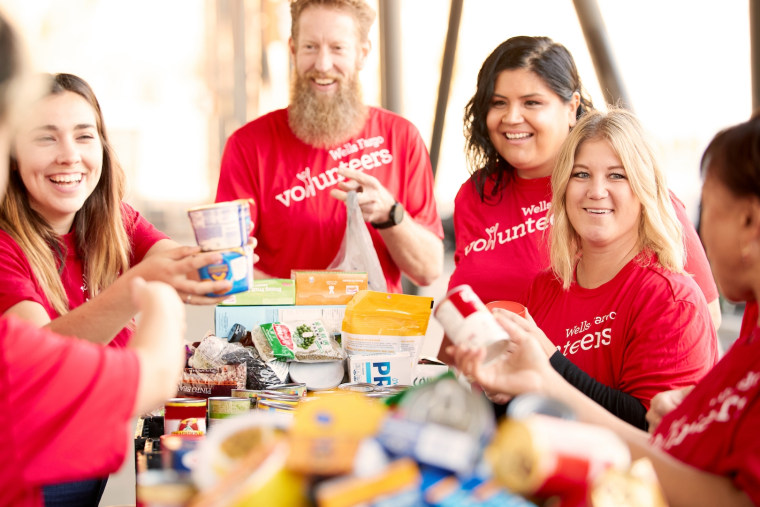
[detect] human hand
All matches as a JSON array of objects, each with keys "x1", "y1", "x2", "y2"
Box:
[
  {"x1": 646, "y1": 386, "x2": 694, "y2": 433},
  {"x1": 129, "y1": 276, "x2": 186, "y2": 347},
  {"x1": 329, "y1": 168, "x2": 397, "y2": 224},
  {"x1": 447, "y1": 310, "x2": 555, "y2": 399},
  {"x1": 131, "y1": 245, "x2": 234, "y2": 305}
]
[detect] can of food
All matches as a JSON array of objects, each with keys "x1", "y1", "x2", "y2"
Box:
[
  {"x1": 338, "y1": 382, "x2": 376, "y2": 393},
  {"x1": 257, "y1": 391, "x2": 301, "y2": 406},
  {"x1": 137, "y1": 470, "x2": 196, "y2": 507},
  {"x1": 187, "y1": 199, "x2": 251, "y2": 251},
  {"x1": 197, "y1": 244, "x2": 254, "y2": 296},
  {"x1": 257, "y1": 400, "x2": 297, "y2": 413},
  {"x1": 433, "y1": 284, "x2": 510, "y2": 363},
  {"x1": 164, "y1": 398, "x2": 207, "y2": 436},
  {"x1": 159, "y1": 434, "x2": 203, "y2": 472},
  {"x1": 231, "y1": 388, "x2": 262, "y2": 409},
  {"x1": 207, "y1": 396, "x2": 251, "y2": 428},
  {"x1": 269, "y1": 382, "x2": 308, "y2": 397},
  {"x1": 486, "y1": 414, "x2": 630, "y2": 499}
]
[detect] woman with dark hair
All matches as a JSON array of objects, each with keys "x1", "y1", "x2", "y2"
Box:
[
  {"x1": 452, "y1": 113, "x2": 760, "y2": 506},
  {"x1": 0, "y1": 12, "x2": 192, "y2": 507},
  {"x1": 442, "y1": 36, "x2": 720, "y2": 357},
  {"x1": 0, "y1": 73, "x2": 241, "y2": 505}
]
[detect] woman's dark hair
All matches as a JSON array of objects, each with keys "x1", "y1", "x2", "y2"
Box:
[
  {"x1": 701, "y1": 112, "x2": 760, "y2": 199},
  {"x1": 464, "y1": 36, "x2": 594, "y2": 201}
]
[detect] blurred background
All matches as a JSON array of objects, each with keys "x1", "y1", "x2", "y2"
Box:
[{"x1": 2, "y1": 1, "x2": 752, "y2": 503}]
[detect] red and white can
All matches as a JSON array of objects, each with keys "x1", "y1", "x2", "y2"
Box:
[
  {"x1": 486, "y1": 414, "x2": 631, "y2": 504},
  {"x1": 433, "y1": 284, "x2": 510, "y2": 363}
]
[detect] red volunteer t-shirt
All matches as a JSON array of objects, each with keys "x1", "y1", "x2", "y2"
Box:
[
  {"x1": 449, "y1": 171, "x2": 719, "y2": 306},
  {"x1": 0, "y1": 203, "x2": 168, "y2": 348},
  {"x1": 526, "y1": 252, "x2": 718, "y2": 409},
  {"x1": 0, "y1": 315, "x2": 139, "y2": 507},
  {"x1": 215, "y1": 107, "x2": 444, "y2": 294},
  {"x1": 652, "y1": 327, "x2": 760, "y2": 505}
]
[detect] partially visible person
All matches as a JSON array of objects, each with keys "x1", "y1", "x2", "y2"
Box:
[
  {"x1": 0, "y1": 73, "x2": 244, "y2": 505},
  {"x1": 216, "y1": 0, "x2": 444, "y2": 293},
  {"x1": 0, "y1": 73, "x2": 236, "y2": 349},
  {"x1": 452, "y1": 113, "x2": 760, "y2": 507},
  {"x1": 466, "y1": 109, "x2": 718, "y2": 429},
  {"x1": 0, "y1": 11, "x2": 188, "y2": 507},
  {"x1": 444, "y1": 36, "x2": 719, "y2": 339}
]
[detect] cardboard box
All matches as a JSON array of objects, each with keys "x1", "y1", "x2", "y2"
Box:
[
  {"x1": 215, "y1": 304, "x2": 346, "y2": 339},
  {"x1": 218, "y1": 278, "x2": 296, "y2": 306},
  {"x1": 292, "y1": 270, "x2": 368, "y2": 305},
  {"x1": 347, "y1": 354, "x2": 414, "y2": 387},
  {"x1": 412, "y1": 357, "x2": 450, "y2": 386}
]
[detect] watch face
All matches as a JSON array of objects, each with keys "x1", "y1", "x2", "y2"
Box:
[{"x1": 392, "y1": 202, "x2": 404, "y2": 224}]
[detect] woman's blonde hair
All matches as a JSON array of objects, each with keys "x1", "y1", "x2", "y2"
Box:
[
  {"x1": 549, "y1": 108, "x2": 684, "y2": 288},
  {"x1": 0, "y1": 73, "x2": 131, "y2": 315}
]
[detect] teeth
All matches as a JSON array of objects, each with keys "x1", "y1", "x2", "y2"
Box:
[
  {"x1": 505, "y1": 132, "x2": 531, "y2": 140},
  {"x1": 587, "y1": 209, "x2": 611, "y2": 214},
  {"x1": 50, "y1": 174, "x2": 82, "y2": 184},
  {"x1": 314, "y1": 78, "x2": 335, "y2": 85}
]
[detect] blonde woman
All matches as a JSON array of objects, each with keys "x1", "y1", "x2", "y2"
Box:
[{"x1": 456, "y1": 109, "x2": 719, "y2": 429}]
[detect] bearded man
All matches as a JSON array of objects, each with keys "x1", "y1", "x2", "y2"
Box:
[{"x1": 215, "y1": 0, "x2": 444, "y2": 293}]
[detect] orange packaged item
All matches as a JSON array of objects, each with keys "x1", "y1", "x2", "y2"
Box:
[{"x1": 292, "y1": 270, "x2": 368, "y2": 305}]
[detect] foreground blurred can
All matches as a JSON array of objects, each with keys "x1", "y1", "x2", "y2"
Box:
[
  {"x1": 197, "y1": 243, "x2": 254, "y2": 296},
  {"x1": 433, "y1": 284, "x2": 509, "y2": 363},
  {"x1": 187, "y1": 199, "x2": 251, "y2": 251},
  {"x1": 486, "y1": 414, "x2": 631, "y2": 503}
]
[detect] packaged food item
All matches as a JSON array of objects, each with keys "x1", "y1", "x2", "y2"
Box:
[
  {"x1": 187, "y1": 199, "x2": 251, "y2": 251},
  {"x1": 286, "y1": 392, "x2": 387, "y2": 476},
  {"x1": 486, "y1": 414, "x2": 631, "y2": 502},
  {"x1": 314, "y1": 458, "x2": 421, "y2": 507},
  {"x1": 347, "y1": 353, "x2": 414, "y2": 387},
  {"x1": 292, "y1": 269, "x2": 368, "y2": 305},
  {"x1": 207, "y1": 397, "x2": 252, "y2": 428},
  {"x1": 177, "y1": 365, "x2": 247, "y2": 398},
  {"x1": 256, "y1": 323, "x2": 296, "y2": 361},
  {"x1": 164, "y1": 398, "x2": 208, "y2": 436},
  {"x1": 197, "y1": 244, "x2": 254, "y2": 297},
  {"x1": 341, "y1": 291, "x2": 433, "y2": 361},
  {"x1": 160, "y1": 434, "x2": 203, "y2": 473},
  {"x1": 590, "y1": 458, "x2": 668, "y2": 507},
  {"x1": 221, "y1": 345, "x2": 286, "y2": 390},
  {"x1": 292, "y1": 320, "x2": 346, "y2": 362},
  {"x1": 433, "y1": 284, "x2": 509, "y2": 364},
  {"x1": 219, "y1": 278, "x2": 296, "y2": 306}
]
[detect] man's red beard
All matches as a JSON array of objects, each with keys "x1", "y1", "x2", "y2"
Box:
[{"x1": 288, "y1": 70, "x2": 368, "y2": 148}]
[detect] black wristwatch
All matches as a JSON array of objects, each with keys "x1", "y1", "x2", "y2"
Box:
[{"x1": 371, "y1": 201, "x2": 405, "y2": 229}]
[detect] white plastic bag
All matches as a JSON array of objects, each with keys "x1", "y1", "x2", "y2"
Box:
[{"x1": 328, "y1": 190, "x2": 388, "y2": 292}]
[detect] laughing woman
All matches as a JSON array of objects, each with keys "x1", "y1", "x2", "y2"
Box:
[{"x1": 0, "y1": 73, "x2": 236, "y2": 506}]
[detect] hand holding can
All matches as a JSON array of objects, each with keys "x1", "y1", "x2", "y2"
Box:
[{"x1": 434, "y1": 285, "x2": 516, "y2": 364}]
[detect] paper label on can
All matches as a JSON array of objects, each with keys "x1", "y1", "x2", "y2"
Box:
[{"x1": 165, "y1": 417, "x2": 206, "y2": 436}]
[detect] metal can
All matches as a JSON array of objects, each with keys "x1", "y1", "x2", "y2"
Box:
[
  {"x1": 486, "y1": 414, "x2": 631, "y2": 499},
  {"x1": 207, "y1": 397, "x2": 251, "y2": 428},
  {"x1": 231, "y1": 388, "x2": 261, "y2": 409},
  {"x1": 257, "y1": 400, "x2": 297, "y2": 413},
  {"x1": 257, "y1": 391, "x2": 301, "y2": 406},
  {"x1": 269, "y1": 382, "x2": 307, "y2": 397},
  {"x1": 163, "y1": 398, "x2": 207, "y2": 436},
  {"x1": 187, "y1": 199, "x2": 251, "y2": 251},
  {"x1": 337, "y1": 382, "x2": 376, "y2": 393},
  {"x1": 433, "y1": 284, "x2": 510, "y2": 363},
  {"x1": 159, "y1": 434, "x2": 202, "y2": 472}
]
